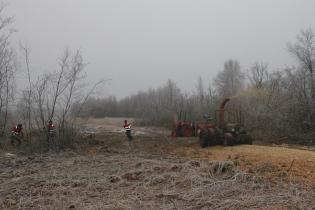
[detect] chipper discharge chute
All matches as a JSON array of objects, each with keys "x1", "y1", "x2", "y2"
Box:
[{"x1": 198, "y1": 98, "x2": 252, "y2": 148}]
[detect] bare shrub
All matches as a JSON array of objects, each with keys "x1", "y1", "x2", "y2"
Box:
[
  {"x1": 0, "y1": 3, "x2": 16, "y2": 138},
  {"x1": 15, "y1": 48, "x2": 104, "y2": 153}
]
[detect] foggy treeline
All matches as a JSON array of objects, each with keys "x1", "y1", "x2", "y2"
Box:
[
  {"x1": 74, "y1": 29, "x2": 315, "y2": 141},
  {"x1": 0, "y1": 1, "x2": 314, "y2": 145}
]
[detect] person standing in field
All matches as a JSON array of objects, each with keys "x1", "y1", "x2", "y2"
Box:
[
  {"x1": 10, "y1": 123, "x2": 23, "y2": 146},
  {"x1": 44, "y1": 119, "x2": 57, "y2": 149},
  {"x1": 47, "y1": 120, "x2": 56, "y2": 139},
  {"x1": 123, "y1": 120, "x2": 133, "y2": 141}
]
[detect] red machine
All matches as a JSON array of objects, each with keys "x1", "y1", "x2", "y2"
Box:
[
  {"x1": 171, "y1": 98, "x2": 252, "y2": 147},
  {"x1": 170, "y1": 112, "x2": 197, "y2": 137},
  {"x1": 198, "y1": 98, "x2": 252, "y2": 147}
]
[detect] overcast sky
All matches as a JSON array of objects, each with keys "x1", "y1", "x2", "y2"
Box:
[{"x1": 7, "y1": 0, "x2": 315, "y2": 98}]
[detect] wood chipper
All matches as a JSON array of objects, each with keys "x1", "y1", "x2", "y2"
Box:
[{"x1": 198, "y1": 98, "x2": 252, "y2": 148}]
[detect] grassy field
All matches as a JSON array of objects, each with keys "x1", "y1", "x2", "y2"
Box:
[{"x1": 1, "y1": 119, "x2": 315, "y2": 209}]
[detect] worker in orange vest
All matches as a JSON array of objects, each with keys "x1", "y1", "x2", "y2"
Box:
[
  {"x1": 123, "y1": 120, "x2": 133, "y2": 141},
  {"x1": 10, "y1": 123, "x2": 23, "y2": 146}
]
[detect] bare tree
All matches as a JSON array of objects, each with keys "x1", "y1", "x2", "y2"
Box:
[
  {"x1": 288, "y1": 28, "x2": 315, "y2": 101},
  {"x1": 0, "y1": 3, "x2": 15, "y2": 137},
  {"x1": 20, "y1": 44, "x2": 33, "y2": 141},
  {"x1": 288, "y1": 28, "x2": 315, "y2": 128},
  {"x1": 214, "y1": 60, "x2": 244, "y2": 98},
  {"x1": 32, "y1": 74, "x2": 50, "y2": 130},
  {"x1": 248, "y1": 62, "x2": 269, "y2": 89},
  {"x1": 49, "y1": 49, "x2": 71, "y2": 121},
  {"x1": 58, "y1": 50, "x2": 85, "y2": 144}
]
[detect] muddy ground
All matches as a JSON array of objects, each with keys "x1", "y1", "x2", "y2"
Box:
[{"x1": 1, "y1": 118, "x2": 315, "y2": 209}]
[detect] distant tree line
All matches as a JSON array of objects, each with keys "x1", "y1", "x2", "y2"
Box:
[
  {"x1": 74, "y1": 29, "x2": 315, "y2": 142},
  {"x1": 0, "y1": 0, "x2": 314, "y2": 144}
]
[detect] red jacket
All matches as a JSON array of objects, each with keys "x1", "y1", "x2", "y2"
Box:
[
  {"x1": 12, "y1": 126, "x2": 22, "y2": 134},
  {"x1": 48, "y1": 123, "x2": 55, "y2": 130},
  {"x1": 124, "y1": 123, "x2": 131, "y2": 131}
]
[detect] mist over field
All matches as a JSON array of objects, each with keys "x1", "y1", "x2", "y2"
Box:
[
  {"x1": 1, "y1": 1, "x2": 315, "y2": 209},
  {"x1": 8, "y1": 0, "x2": 315, "y2": 98}
]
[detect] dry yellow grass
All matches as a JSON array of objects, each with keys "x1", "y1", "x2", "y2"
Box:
[
  {"x1": 1, "y1": 139, "x2": 315, "y2": 210},
  {"x1": 78, "y1": 117, "x2": 315, "y2": 187},
  {"x1": 164, "y1": 143, "x2": 315, "y2": 187}
]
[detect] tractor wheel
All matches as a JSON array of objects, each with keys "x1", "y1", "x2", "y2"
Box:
[
  {"x1": 223, "y1": 132, "x2": 234, "y2": 146},
  {"x1": 199, "y1": 132, "x2": 209, "y2": 148},
  {"x1": 207, "y1": 128, "x2": 217, "y2": 146},
  {"x1": 240, "y1": 134, "x2": 253, "y2": 145}
]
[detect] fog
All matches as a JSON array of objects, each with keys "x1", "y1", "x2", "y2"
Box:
[{"x1": 8, "y1": 0, "x2": 315, "y2": 98}]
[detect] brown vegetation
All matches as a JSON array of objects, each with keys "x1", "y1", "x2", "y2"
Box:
[{"x1": 1, "y1": 122, "x2": 315, "y2": 209}]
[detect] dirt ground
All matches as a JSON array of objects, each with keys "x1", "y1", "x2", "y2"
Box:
[{"x1": 1, "y1": 117, "x2": 315, "y2": 209}]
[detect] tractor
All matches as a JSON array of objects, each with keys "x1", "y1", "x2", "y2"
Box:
[
  {"x1": 198, "y1": 98, "x2": 252, "y2": 148},
  {"x1": 170, "y1": 111, "x2": 197, "y2": 137}
]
